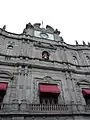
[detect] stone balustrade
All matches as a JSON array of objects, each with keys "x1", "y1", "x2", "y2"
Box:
[
  {"x1": 84, "y1": 104, "x2": 90, "y2": 111},
  {"x1": 0, "y1": 103, "x2": 89, "y2": 115},
  {"x1": 20, "y1": 104, "x2": 72, "y2": 114}
]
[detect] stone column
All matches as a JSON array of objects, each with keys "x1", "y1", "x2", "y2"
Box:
[
  {"x1": 61, "y1": 72, "x2": 71, "y2": 104},
  {"x1": 29, "y1": 69, "x2": 33, "y2": 103},
  {"x1": 60, "y1": 47, "x2": 67, "y2": 63}
]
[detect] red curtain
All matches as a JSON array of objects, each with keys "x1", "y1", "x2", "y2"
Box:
[
  {"x1": 0, "y1": 83, "x2": 7, "y2": 91},
  {"x1": 82, "y1": 89, "x2": 90, "y2": 96},
  {"x1": 39, "y1": 84, "x2": 60, "y2": 94}
]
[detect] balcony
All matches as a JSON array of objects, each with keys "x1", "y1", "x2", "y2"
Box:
[
  {"x1": 0, "y1": 103, "x2": 90, "y2": 115},
  {"x1": 20, "y1": 104, "x2": 72, "y2": 114}
]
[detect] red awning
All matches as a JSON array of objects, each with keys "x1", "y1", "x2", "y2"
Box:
[
  {"x1": 0, "y1": 83, "x2": 7, "y2": 91},
  {"x1": 82, "y1": 89, "x2": 90, "y2": 96},
  {"x1": 39, "y1": 84, "x2": 60, "y2": 94}
]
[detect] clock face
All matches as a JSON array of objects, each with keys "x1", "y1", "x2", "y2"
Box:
[
  {"x1": 40, "y1": 33, "x2": 48, "y2": 39},
  {"x1": 34, "y1": 30, "x2": 54, "y2": 40}
]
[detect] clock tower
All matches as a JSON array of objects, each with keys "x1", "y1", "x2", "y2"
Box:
[{"x1": 23, "y1": 22, "x2": 61, "y2": 42}]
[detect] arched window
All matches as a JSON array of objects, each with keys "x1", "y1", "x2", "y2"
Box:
[
  {"x1": 7, "y1": 44, "x2": 13, "y2": 56},
  {"x1": 42, "y1": 51, "x2": 49, "y2": 60},
  {"x1": 7, "y1": 44, "x2": 13, "y2": 49},
  {"x1": 73, "y1": 56, "x2": 78, "y2": 65},
  {"x1": 86, "y1": 56, "x2": 90, "y2": 65}
]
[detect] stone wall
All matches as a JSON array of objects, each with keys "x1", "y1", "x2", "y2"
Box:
[{"x1": 0, "y1": 25, "x2": 90, "y2": 119}]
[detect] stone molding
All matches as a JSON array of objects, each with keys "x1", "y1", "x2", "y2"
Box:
[
  {"x1": 0, "y1": 70, "x2": 13, "y2": 79},
  {"x1": 33, "y1": 76, "x2": 62, "y2": 103},
  {"x1": 0, "y1": 28, "x2": 90, "y2": 51},
  {"x1": 0, "y1": 59, "x2": 90, "y2": 75}
]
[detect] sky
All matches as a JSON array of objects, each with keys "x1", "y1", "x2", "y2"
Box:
[{"x1": 0, "y1": 0, "x2": 90, "y2": 45}]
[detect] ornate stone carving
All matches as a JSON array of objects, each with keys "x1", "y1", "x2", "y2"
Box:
[
  {"x1": 26, "y1": 23, "x2": 34, "y2": 29},
  {"x1": 88, "y1": 42, "x2": 90, "y2": 47},
  {"x1": 23, "y1": 23, "x2": 34, "y2": 34},
  {"x1": 54, "y1": 29, "x2": 60, "y2": 35},
  {"x1": 33, "y1": 23, "x2": 41, "y2": 29},
  {"x1": 34, "y1": 42, "x2": 57, "y2": 50},
  {"x1": 75, "y1": 40, "x2": 78, "y2": 45},
  {"x1": 46, "y1": 25, "x2": 54, "y2": 33},
  {"x1": 77, "y1": 80, "x2": 90, "y2": 85},
  {"x1": 33, "y1": 76, "x2": 62, "y2": 103},
  {"x1": 60, "y1": 37, "x2": 64, "y2": 43},
  {"x1": 12, "y1": 99, "x2": 18, "y2": 103},
  {"x1": 0, "y1": 70, "x2": 14, "y2": 79},
  {"x1": 2, "y1": 25, "x2": 6, "y2": 30},
  {"x1": 83, "y1": 41, "x2": 86, "y2": 46}
]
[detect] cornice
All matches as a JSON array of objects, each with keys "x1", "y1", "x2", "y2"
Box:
[
  {"x1": 0, "y1": 58, "x2": 90, "y2": 75},
  {"x1": 34, "y1": 42, "x2": 57, "y2": 50},
  {"x1": 0, "y1": 28, "x2": 33, "y2": 40},
  {"x1": 0, "y1": 70, "x2": 14, "y2": 79},
  {"x1": 0, "y1": 28, "x2": 90, "y2": 51},
  {"x1": 0, "y1": 53, "x2": 90, "y2": 67}
]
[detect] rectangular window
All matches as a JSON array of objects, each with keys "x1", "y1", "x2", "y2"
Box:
[
  {"x1": 39, "y1": 84, "x2": 60, "y2": 105},
  {"x1": 0, "y1": 82, "x2": 8, "y2": 109},
  {"x1": 85, "y1": 96, "x2": 90, "y2": 105},
  {"x1": 82, "y1": 89, "x2": 90, "y2": 105},
  {"x1": 5, "y1": 56, "x2": 11, "y2": 60},
  {"x1": 40, "y1": 93, "x2": 58, "y2": 105}
]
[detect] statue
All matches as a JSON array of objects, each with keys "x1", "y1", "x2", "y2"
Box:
[
  {"x1": 88, "y1": 42, "x2": 90, "y2": 47},
  {"x1": 54, "y1": 29, "x2": 60, "y2": 35},
  {"x1": 23, "y1": 23, "x2": 33, "y2": 34},
  {"x1": 75, "y1": 40, "x2": 78, "y2": 45},
  {"x1": 46, "y1": 25, "x2": 54, "y2": 32},
  {"x1": 26, "y1": 22, "x2": 33, "y2": 29},
  {"x1": 33, "y1": 23, "x2": 41, "y2": 28},
  {"x1": 60, "y1": 37, "x2": 64, "y2": 42},
  {"x1": 83, "y1": 41, "x2": 86, "y2": 45},
  {"x1": 2, "y1": 25, "x2": 6, "y2": 30}
]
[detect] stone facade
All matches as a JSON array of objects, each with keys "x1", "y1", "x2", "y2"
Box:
[{"x1": 0, "y1": 23, "x2": 90, "y2": 119}]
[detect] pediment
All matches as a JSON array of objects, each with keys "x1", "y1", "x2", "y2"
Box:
[
  {"x1": 35, "y1": 76, "x2": 56, "y2": 84},
  {"x1": 77, "y1": 80, "x2": 90, "y2": 85},
  {"x1": 0, "y1": 71, "x2": 13, "y2": 79},
  {"x1": 42, "y1": 76, "x2": 57, "y2": 84},
  {"x1": 43, "y1": 76, "x2": 53, "y2": 81}
]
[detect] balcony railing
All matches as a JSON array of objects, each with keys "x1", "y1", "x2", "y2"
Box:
[
  {"x1": 84, "y1": 104, "x2": 90, "y2": 111},
  {"x1": 20, "y1": 104, "x2": 72, "y2": 114},
  {"x1": 0, "y1": 103, "x2": 72, "y2": 114},
  {"x1": 0, "y1": 103, "x2": 89, "y2": 114}
]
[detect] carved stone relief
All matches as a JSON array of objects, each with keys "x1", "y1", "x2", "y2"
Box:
[
  {"x1": 71, "y1": 51, "x2": 77, "y2": 56},
  {"x1": 77, "y1": 79, "x2": 90, "y2": 86},
  {"x1": 0, "y1": 70, "x2": 14, "y2": 79},
  {"x1": 34, "y1": 42, "x2": 56, "y2": 53},
  {"x1": 9, "y1": 75, "x2": 18, "y2": 102}
]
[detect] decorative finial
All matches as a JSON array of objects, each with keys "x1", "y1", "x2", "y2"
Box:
[
  {"x1": 75, "y1": 40, "x2": 78, "y2": 45},
  {"x1": 2, "y1": 25, "x2": 6, "y2": 30},
  {"x1": 60, "y1": 37, "x2": 64, "y2": 42},
  {"x1": 46, "y1": 25, "x2": 54, "y2": 32},
  {"x1": 54, "y1": 29, "x2": 60, "y2": 35},
  {"x1": 83, "y1": 41, "x2": 86, "y2": 45},
  {"x1": 26, "y1": 23, "x2": 33, "y2": 29},
  {"x1": 88, "y1": 42, "x2": 90, "y2": 47}
]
